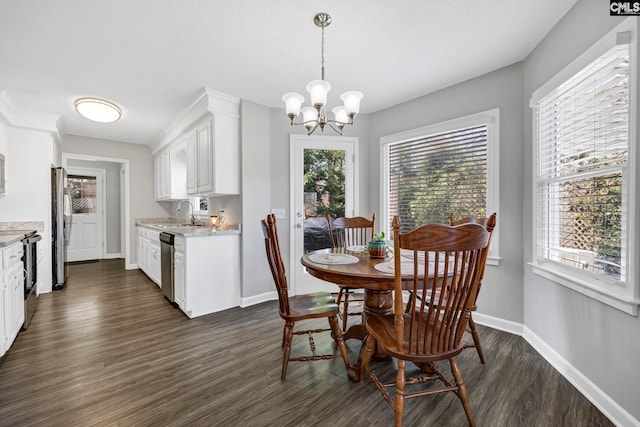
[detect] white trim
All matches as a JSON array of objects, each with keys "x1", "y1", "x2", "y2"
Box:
[
  {"x1": 522, "y1": 326, "x2": 640, "y2": 427},
  {"x1": 289, "y1": 134, "x2": 359, "y2": 296},
  {"x1": 471, "y1": 314, "x2": 639, "y2": 427},
  {"x1": 529, "y1": 263, "x2": 639, "y2": 316},
  {"x1": 104, "y1": 253, "x2": 122, "y2": 259},
  {"x1": 530, "y1": 18, "x2": 636, "y2": 106},
  {"x1": 379, "y1": 108, "x2": 500, "y2": 261},
  {"x1": 530, "y1": 18, "x2": 638, "y2": 315},
  {"x1": 472, "y1": 312, "x2": 524, "y2": 336},
  {"x1": 240, "y1": 291, "x2": 278, "y2": 308},
  {"x1": 62, "y1": 153, "x2": 131, "y2": 270},
  {"x1": 126, "y1": 263, "x2": 138, "y2": 270}
]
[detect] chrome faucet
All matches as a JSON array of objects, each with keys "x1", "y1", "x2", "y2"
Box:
[{"x1": 177, "y1": 200, "x2": 196, "y2": 225}]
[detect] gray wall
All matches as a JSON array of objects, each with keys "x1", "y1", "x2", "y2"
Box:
[
  {"x1": 367, "y1": 63, "x2": 525, "y2": 324},
  {"x1": 62, "y1": 135, "x2": 172, "y2": 266},
  {"x1": 522, "y1": 0, "x2": 639, "y2": 421},
  {"x1": 67, "y1": 158, "x2": 122, "y2": 255},
  {"x1": 238, "y1": 100, "x2": 273, "y2": 301}
]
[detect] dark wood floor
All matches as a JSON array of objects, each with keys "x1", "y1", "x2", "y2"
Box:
[{"x1": 0, "y1": 259, "x2": 612, "y2": 427}]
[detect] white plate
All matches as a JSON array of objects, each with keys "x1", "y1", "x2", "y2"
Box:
[
  {"x1": 308, "y1": 253, "x2": 360, "y2": 265},
  {"x1": 374, "y1": 261, "x2": 419, "y2": 274},
  {"x1": 346, "y1": 245, "x2": 367, "y2": 252}
]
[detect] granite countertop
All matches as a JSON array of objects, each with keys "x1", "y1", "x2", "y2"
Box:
[
  {"x1": 136, "y1": 218, "x2": 241, "y2": 237},
  {"x1": 0, "y1": 233, "x2": 26, "y2": 247},
  {"x1": 0, "y1": 221, "x2": 43, "y2": 247}
]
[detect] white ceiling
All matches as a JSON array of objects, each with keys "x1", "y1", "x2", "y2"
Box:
[{"x1": 0, "y1": 0, "x2": 579, "y2": 146}]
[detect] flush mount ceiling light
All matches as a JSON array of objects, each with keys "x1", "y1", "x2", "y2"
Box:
[
  {"x1": 282, "y1": 12, "x2": 363, "y2": 135},
  {"x1": 74, "y1": 97, "x2": 122, "y2": 123}
]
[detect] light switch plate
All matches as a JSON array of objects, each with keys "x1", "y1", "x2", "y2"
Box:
[{"x1": 271, "y1": 208, "x2": 286, "y2": 219}]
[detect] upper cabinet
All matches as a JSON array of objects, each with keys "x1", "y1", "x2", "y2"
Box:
[
  {"x1": 153, "y1": 89, "x2": 240, "y2": 199},
  {"x1": 154, "y1": 148, "x2": 170, "y2": 200}
]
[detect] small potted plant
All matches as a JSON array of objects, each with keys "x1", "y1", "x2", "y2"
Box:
[{"x1": 368, "y1": 231, "x2": 387, "y2": 258}]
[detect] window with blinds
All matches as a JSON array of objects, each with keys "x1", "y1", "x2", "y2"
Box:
[
  {"x1": 380, "y1": 109, "x2": 499, "y2": 261},
  {"x1": 386, "y1": 125, "x2": 488, "y2": 233},
  {"x1": 534, "y1": 43, "x2": 629, "y2": 284}
]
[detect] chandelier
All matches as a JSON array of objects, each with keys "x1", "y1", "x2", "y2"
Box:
[{"x1": 282, "y1": 13, "x2": 363, "y2": 135}]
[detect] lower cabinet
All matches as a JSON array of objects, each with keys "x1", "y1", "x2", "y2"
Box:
[
  {"x1": 136, "y1": 227, "x2": 161, "y2": 288},
  {"x1": 175, "y1": 234, "x2": 240, "y2": 318},
  {"x1": 1, "y1": 241, "x2": 25, "y2": 358},
  {"x1": 174, "y1": 237, "x2": 185, "y2": 309}
]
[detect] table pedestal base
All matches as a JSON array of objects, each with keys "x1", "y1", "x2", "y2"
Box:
[{"x1": 345, "y1": 289, "x2": 393, "y2": 381}]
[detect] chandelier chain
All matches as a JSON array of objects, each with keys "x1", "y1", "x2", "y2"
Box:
[{"x1": 321, "y1": 24, "x2": 325, "y2": 80}]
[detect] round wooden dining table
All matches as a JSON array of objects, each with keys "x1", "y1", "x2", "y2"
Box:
[{"x1": 301, "y1": 247, "x2": 415, "y2": 381}]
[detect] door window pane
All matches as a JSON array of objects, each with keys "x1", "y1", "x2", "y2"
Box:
[
  {"x1": 303, "y1": 148, "x2": 346, "y2": 251},
  {"x1": 68, "y1": 175, "x2": 97, "y2": 214}
]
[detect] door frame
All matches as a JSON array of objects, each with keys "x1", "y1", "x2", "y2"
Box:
[
  {"x1": 289, "y1": 134, "x2": 359, "y2": 295},
  {"x1": 62, "y1": 154, "x2": 131, "y2": 268}
]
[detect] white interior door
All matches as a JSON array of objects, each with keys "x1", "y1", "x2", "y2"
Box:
[
  {"x1": 66, "y1": 167, "x2": 104, "y2": 262},
  {"x1": 290, "y1": 134, "x2": 357, "y2": 295}
]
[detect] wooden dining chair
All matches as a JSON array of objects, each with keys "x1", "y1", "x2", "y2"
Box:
[
  {"x1": 447, "y1": 213, "x2": 497, "y2": 364},
  {"x1": 404, "y1": 213, "x2": 496, "y2": 365},
  {"x1": 261, "y1": 214, "x2": 350, "y2": 381},
  {"x1": 326, "y1": 213, "x2": 375, "y2": 331},
  {"x1": 361, "y1": 216, "x2": 492, "y2": 427}
]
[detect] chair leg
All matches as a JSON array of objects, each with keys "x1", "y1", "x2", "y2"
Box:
[
  {"x1": 328, "y1": 315, "x2": 350, "y2": 371},
  {"x1": 281, "y1": 321, "x2": 294, "y2": 381},
  {"x1": 450, "y1": 357, "x2": 475, "y2": 427},
  {"x1": 359, "y1": 334, "x2": 376, "y2": 383},
  {"x1": 342, "y1": 288, "x2": 350, "y2": 331},
  {"x1": 336, "y1": 287, "x2": 345, "y2": 305},
  {"x1": 468, "y1": 315, "x2": 485, "y2": 364},
  {"x1": 394, "y1": 359, "x2": 406, "y2": 427}
]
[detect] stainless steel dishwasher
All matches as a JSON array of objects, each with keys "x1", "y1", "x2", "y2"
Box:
[{"x1": 160, "y1": 232, "x2": 175, "y2": 303}]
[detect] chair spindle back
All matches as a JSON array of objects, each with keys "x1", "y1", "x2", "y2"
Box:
[{"x1": 392, "y1": 216, "x2": 491, "y2": 357}]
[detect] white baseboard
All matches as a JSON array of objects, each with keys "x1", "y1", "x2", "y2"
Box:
[
  {"x1": 103, "y1": 253, "x2": 122, "y2": 259},
  {"x1": 473, "y1": 312, "x2": 524, "y2": 336},
  {"x1": 240, "y1": 291, "x2": 277, "y2": 308},
  {"x1": 523, "y1": 327, "x2": 639, "y2": 427},
  {"x1": 474, "y1": 312, "x2": 638, "y2": 427},
  {"x1": 126, "y1": 263, "x2": 138, "y2": 270}
]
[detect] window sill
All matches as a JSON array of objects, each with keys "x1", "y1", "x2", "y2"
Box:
[{"x1": 529, "y1": 262, "x2": 639, "y2": 316}]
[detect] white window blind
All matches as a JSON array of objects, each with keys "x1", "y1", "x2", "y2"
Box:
[
  {"x1": 386, "y1": 124, "x2": 488, "y2": 233},
  {"x1": 535, "y1": 43, "x2": 629, "y2": 283}
]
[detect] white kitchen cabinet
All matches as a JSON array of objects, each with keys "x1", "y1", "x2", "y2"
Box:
[
  {"x1": 154, "y1": 139, "x2": 190, "y2": 201},
  {"x1": 136, "y1": 227, "x2": 161, "y2": 288},
  {"x1": 1, "y1": 241, "x2": 25, "y2": 358},
  {"x1": 185, "y1": 113, "x2": 239, "y2": 196},
  {"x1": 174, "y1": 237, "x2": 185, "y2": 309},
  {"x1": 185, "y1": 129, "x2": 198, "y2": 194},
  {"x1": 148, "y1": 239, "x2": 161, "y2": 286},
  {"x1": 153, "y1": 148, "x2": 170, "y2": 200},
  {"x1": 177, "y1": 234, "x2": 240, "y2": 318},
  {"x1": 195, "y1": 119, "x2": 213, "y2": 194}
]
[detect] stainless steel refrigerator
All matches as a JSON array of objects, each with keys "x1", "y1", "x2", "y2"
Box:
[{"x1": 52, "y1": 167, "x2": 72, "y2": 290}]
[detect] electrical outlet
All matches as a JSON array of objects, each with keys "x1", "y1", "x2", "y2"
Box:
[{"x1": 271, "y1": 208, "x2": 286, "y2": 219}]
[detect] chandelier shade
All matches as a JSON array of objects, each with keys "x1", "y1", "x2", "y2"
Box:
[{"x1": 282, "y1": 13, "x2": 363, "y2": 135}]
